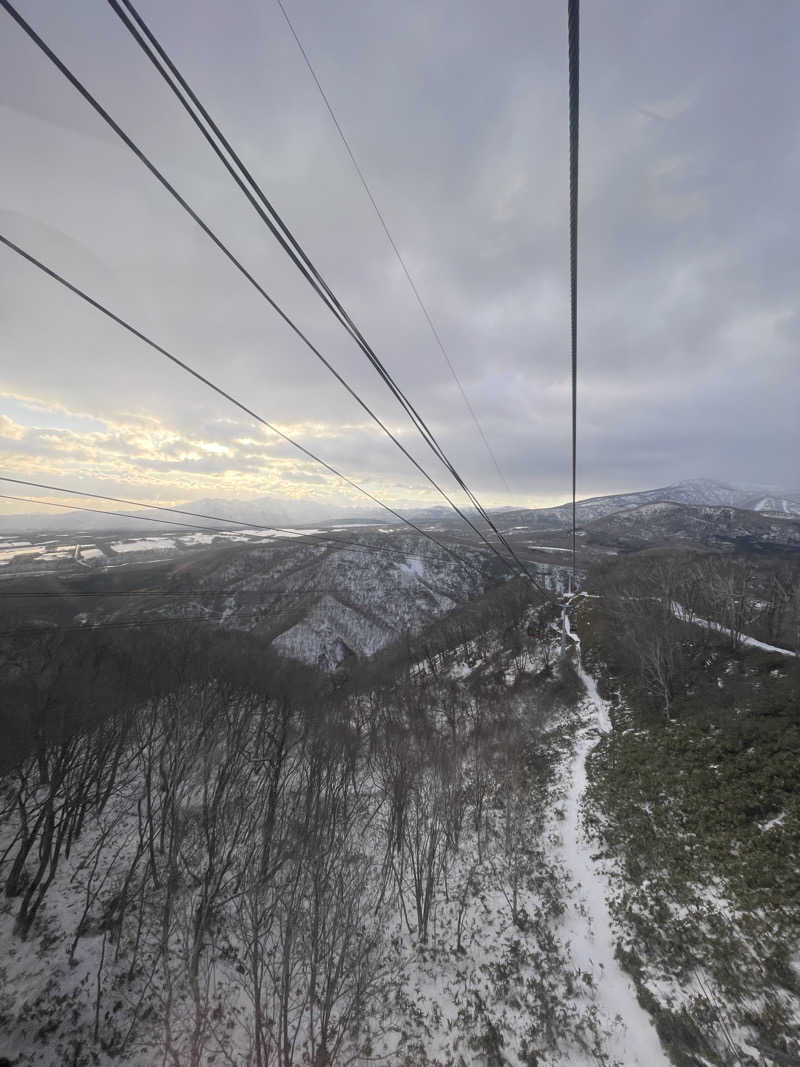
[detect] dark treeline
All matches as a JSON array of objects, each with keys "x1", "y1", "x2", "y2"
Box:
[
  {"x1": 0, "y1": 622, "x2": 327, "y2": 777},
  {"x1": 0, "y1": 574, "x2": 549, "y2": 772}
]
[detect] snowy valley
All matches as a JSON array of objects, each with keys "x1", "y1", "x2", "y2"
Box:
[{"x1": 1, "y1": 480, "x2": 799, "y2": 1066}]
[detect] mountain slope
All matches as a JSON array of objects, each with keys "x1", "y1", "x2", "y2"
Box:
[
  {"x1": 490, "y1": 479, "x2": 800, "y2": 534},
  {"x1": 583, "y1": 501, "x2": 800, "y2": 552},
  {"x1": 109, "y1": 535, "x2": 507, "y2": 668},
  {"x1": 4, "y1": 478, "x2": 799, "y2": 536}
]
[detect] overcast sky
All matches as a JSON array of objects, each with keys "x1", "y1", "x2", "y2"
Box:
[{"x1": 1, "y1": 0, "x2": 798, "y2": 520}]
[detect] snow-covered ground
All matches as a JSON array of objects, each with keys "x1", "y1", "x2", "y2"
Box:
[
  {"x1": 578, "y1": 596, "x2": 800, "y2": 1062},
  {"x1": 0, "y1": 527, "x2": 332, "y2": 574},
  {"x1": 78, "y1": 547, "x2": 106, "y2": 561},
  {"x1": 672, "y1": 601, "x2": 797, "y2": 657},
  {"x1": 1, "y1": 604, "x2": 672, "y2": 1067},
  {"x1": 0, "y1": 547, "x2": 40, "y2": 565},
  {"x1": 109, "y1": 537, "x2": 177, "y2": 554},
  {"x1": 0, "y1": 543, "x2": 79, "y2": 565},
  {"x1": 216, "y1": 527, "x2": 324, "y2": 541},
  {"x1": 556, "y1": 617, "x2": 669, "y2": 1065},
  {"x1": 178, "y1": 532, "x2": 217, "y2": 545},
  {"x1": 36, "y1": 545, "x2": 78, "y2": 562}
]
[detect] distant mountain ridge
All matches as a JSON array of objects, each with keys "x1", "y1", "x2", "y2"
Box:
[
  {"x1": 493, "y1": 479, "x2": 800, "y2": 533},
  {"x1": 0, "y1": 496, "x2": 383, "y2": 534},
  {"x1": 2, "y1": 478, "x2": 799, "y2": 534},
  {"x1": 583, "y1": 500, "x2": 800, "y2": 552}
]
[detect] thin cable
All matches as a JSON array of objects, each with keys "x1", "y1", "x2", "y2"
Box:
[
  {"x1": 0, "y1": 480, "x2": 551, "y2": 573},
  {"x1": 0, "y1": 483, "x2": 485, "y2": 571},
  {"x1": 0, "y1": 608, "x2": 308, "y2": 640},
  {"x1": 4, "y1": 0, "x2": 525, "y2": 579},
  {"x1": 110, "y1": 0, "x2": 512, "y2": 532},
  {"x1": 273, "y1": 0, "x2": 511, "y2": 495},
  {"x1": 568, "y1": 0, "x2": 579, "y2": 594},
  {"x1": 106, "y1": 0, "x2": 533, "y2": 580},
  {"x1": 0, "y1": 481, "x2": 353, "y2": 549},
  {"x1": 0, "y1": 479, "x2": 435, "y2": 563},
  {"x1": 0, "y1": 236, "x2": 477, "y2": 569},
  {"x1": 0, "y1": 590, "x2": 396, "y2": 598},
  {"x1": 0, "y1": 492, "x2": 284, "y2": 537}
]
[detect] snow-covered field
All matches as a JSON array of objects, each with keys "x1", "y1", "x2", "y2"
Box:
[
  {"x1": 212, "y1": 527, "x2": 324, "y2": 542},
  {"x1": 78, "y1": 547, "x2": 106, "y2": 561},
  {"x1": 36, "y1": 545, "x2": 78, "y2": 562},
  {"x1": 177, "y1": 531, "x2": 217, "y2": 546},
  {"x1": 0, "y1": 547, "x2": 40, "y2": 565},
  {"x1": 0, "y1": 526, "x2": 331, "y2": 575},
  {"x1": 109, "y1": 537, "x2": 177, "y2": 554}
]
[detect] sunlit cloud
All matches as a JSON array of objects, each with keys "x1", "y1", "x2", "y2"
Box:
[
  {"x1": 2, "y1": 0, "x2": 796, "y2": 516},
  {"x1": 0, "y1": 414, "x2": 26, "y2": 440},
  {"x1": 0, "y1": 391, "x2": 482, "y2": 515}
]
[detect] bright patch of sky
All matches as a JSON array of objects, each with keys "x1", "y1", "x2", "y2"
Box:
[{"x1": 1, "y1": 393, "x2": 107, "y2": 434}]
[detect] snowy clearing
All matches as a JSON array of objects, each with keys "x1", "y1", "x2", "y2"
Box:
[
  {"x1": 672, "y1": 601, "x2": 797, "y2": 657},
  {"x1": 178, "y1": 532, "x2": 217, "y2": 545},
  {"x1": 110, "y1": 537, "x2": 176, "y2": 554},
  {"x1": 216, "y1": 527, "x2": 324, "y2": 542},
  {"x1": 0, "y1": 547, "x2": 41, "y2": 565},
  {"x1": 79, "y1": 547, "x2": 106, "y2": 561}
]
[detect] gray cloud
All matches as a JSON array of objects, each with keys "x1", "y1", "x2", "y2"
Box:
[{"x1": 1, "y1": 0, "x2": 797, "y2": 518}]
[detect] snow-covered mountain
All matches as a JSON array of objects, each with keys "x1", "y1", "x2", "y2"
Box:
[
  {"x1": 583, "y1": 500, "x2": 800, "y2": 552},
  {"x1": 81, "y1": 535, "x2": 507, "y2": 670},
  {"x1": 653, "y1": 478, "x2": 800, "y2": 515},
  {"x1": 3, "y1": 478, "x2": 798, "y2": 535},
  {"x1": 492, "y1": 479, "x2": 800, "y2": 533}
]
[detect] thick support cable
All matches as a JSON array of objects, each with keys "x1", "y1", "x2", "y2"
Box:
[
  {"x1": 0, "y1": 478, "x2": 481, "y2": 569},
  {"x1": 0, "y1": 234, "x2": 472, "y2": 568},
  {"x1": 568, "y1": 0, "x2": 579, "y2": 594},
  {"x1": 1, "y1": 0, "x2": 527, "y2": 579},
  {"x1": 104, "y1": 0, "x2": 535, "y2": 581}
]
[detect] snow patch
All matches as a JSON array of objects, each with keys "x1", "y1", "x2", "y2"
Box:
[
  {"x1": 78, "y1": 548, "x2": 106, "y2": 561},
  {"x1": 672, "y1": 602, "x2": 797, "y2": 657},
  {"x1": 110, "y1": 537, "x2": 176, "y2": 554},
  {"x1": 0, "y1": 547, "x2": 41, "y2": 565}
]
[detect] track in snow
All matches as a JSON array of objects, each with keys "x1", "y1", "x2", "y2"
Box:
[{"x1": 553, "y1": 613, "x2": 669, "y2": 1066}]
